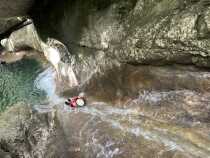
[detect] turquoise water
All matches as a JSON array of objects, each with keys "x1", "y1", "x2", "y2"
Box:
[{"x1": 0, "y1": 59, "x2": 46, "y2": 111}]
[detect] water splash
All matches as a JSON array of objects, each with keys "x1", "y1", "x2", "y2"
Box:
[
  {"x1": 57, "y1": 62, "x2": 78, "y2": 87},
  {"x1": 34, "y1": 67, "x2": 64, "y2": 105},
  {"x1": 41, "y1": 41, "x2": 78, "y2": 88}
]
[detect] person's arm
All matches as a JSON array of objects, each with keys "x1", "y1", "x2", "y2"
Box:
[{"x1": 65, "y1": 101, "x2": 69, "y2": 105}]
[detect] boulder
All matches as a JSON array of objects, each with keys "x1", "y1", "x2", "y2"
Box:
[
  {"x1": 0, "y1": 103, "x2": 57, "y2": 158},
  {"x1": 0, "y1": 0, "x2": 34, "y2": 37},
  {"x1": 0, "y1": 17, "x2": 27, "y2": 35},
  {"x1": 1, "y1": 21, "x2": 42, "y2": 52}
]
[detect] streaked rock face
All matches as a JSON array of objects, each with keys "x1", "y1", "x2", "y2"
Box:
[{"x1": 32, "y1": 0, "x2": 210, "y2": 67}]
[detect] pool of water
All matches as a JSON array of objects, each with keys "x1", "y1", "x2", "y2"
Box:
[{"x1": 0, "y1": 59, "x2": 47, "y2": 111}]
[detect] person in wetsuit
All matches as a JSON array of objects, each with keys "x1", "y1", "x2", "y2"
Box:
[{"x1": 65, "y1": 93, "x2": 86, "y2": 107}]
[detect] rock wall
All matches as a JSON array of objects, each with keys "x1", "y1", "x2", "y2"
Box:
[
  {"x1": 0, "y1": 104, "x2": 54, "y2": 158},
  {"x1": 0, "y1": 0, "x2": 34, "y2": 18},
  {"x1": 1, "y1": 1, "x2": 210, "y2": 158},
  {"x1": 31, "y1": 0, "x2": 210, "y2": 67},
  {"x1": 0, "y1": 0, "x2": 34, "y2": 45}
]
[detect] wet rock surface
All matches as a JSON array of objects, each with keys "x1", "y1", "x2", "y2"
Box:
[
  {"x1": 59, "y1": 64, "x2": 210, "y2": 158},
  {"x1": 1, "y1": 64, "x2": 210, "y2": 158},
  {"x1": 63, "y1": 64, "x2": 210, "y2": 127}
]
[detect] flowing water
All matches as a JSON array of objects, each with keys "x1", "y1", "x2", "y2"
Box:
[{"x1": 33, "y1": 63, "x2": 210, "y2": 158}]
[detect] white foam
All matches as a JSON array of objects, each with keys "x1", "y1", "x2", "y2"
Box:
[{"x1": 34, "y1": 67, "x2": 64, "y2": 105}]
